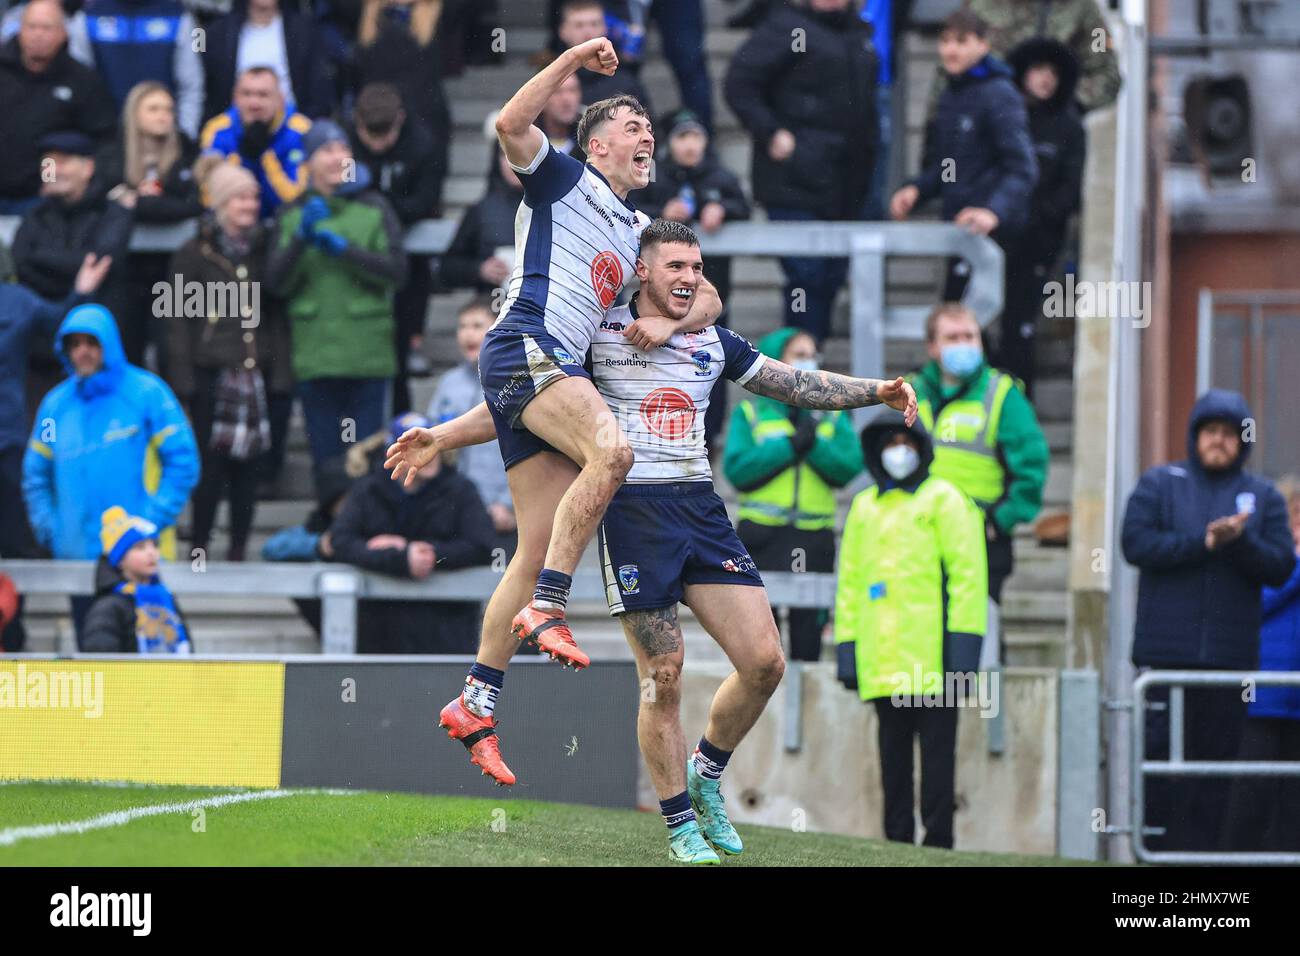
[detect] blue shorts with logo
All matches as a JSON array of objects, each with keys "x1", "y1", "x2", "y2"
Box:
[
  {"x1": 597, "y1": 481, "x2": 764, "y2": 615},
  {"x1": 478, "y1": 316, "x2": 593, "y2": 469}
]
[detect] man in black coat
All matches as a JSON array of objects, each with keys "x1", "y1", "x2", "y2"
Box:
[
  {"x1": 0, "y1": 1, "x2": 116, "y2": 212},
  {"x1": 200, "y1": 0, "x2": 334, "y2": 123},
  {"x1": 724, "y1": 0, "x2": 877, "y2": 342},
  {"x1": 635, "y1": 106, "x2": 750, "y2": 446},
  {"x1": 330, "y1": 414, "x2": 496, "y2": 654},
  {"x1": 1122, "y1": 388, "x2": 1296, "y2": 852},
  {"x1": 999, "y1": 36, "x2": 1086, "y2": 395}
]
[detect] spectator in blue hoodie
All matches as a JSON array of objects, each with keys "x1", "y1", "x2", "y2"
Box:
[
  {"x1": 1226, "y1": 476, "x2": 1300, "y2": 851},
  {"x1": 22, "y1": 302, "x2": 200, "y2": 642},
  {"x1": 0, "y1": 249, "x2": 112, "y2": 650},
  {"x1": 1122, "y1": 388, "x2": 1296, "y2": 852}
]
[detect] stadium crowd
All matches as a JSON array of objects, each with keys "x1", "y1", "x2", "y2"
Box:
[{"x1": 1, "y1": 0, "x2": 1294, "y2": 854}]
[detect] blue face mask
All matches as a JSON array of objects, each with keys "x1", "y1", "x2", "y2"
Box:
[
  {"x1": 792, "y1": 359, "x2": 820, "y2": 373},
  {"x1": 940, "y1": 344, "x2": 982, "y2": 378}
]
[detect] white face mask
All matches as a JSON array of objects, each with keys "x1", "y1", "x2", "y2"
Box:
[
  {"x1": 881, "y1": 444, "x2": 920, "y2": 481},
  {"x1": 792, "y1": 358, "x2": 819, "y2": 373}
]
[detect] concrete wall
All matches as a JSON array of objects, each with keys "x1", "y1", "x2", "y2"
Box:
[{"x1": 654, "y1": 663, "x2": 1059, "y2": 856}]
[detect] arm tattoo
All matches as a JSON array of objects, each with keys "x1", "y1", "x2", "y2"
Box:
[
  {"x1": 745, "y1": 360, "x2": 882, "y2": 410},
  {"x1": 623, "y1": 606, "x2": 682, "y2": 658}
]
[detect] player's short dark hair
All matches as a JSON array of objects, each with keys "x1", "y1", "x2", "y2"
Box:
[
  {"x1": 941, "y1": 9, "x2": 989, "y2": 39},
  {"x1": 638, "y1": 219, "x2": 700, "y2": 258},
  {"x1": 924, "y1": 301, "x2": 977, "y2": 341},
  {"x1": 577, "y1": 95, "x2": 649, "y2": 154}
]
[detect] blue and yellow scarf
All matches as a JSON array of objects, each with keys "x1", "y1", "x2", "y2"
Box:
[{"x1": 115, "y1": 579, "x2": 193, "y2": 655}]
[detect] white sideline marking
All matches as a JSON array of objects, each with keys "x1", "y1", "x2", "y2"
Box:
[{"x1": 0, "y1": 788, "x2": 357, "y2": 847}]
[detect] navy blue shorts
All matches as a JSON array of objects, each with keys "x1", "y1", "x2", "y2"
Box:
[
  {"x1": 479, "y1": 319, "x2": 592, "y2": 470},
  {"x1": 597, "y1": 482, "x2": 764, "y2": 615}
]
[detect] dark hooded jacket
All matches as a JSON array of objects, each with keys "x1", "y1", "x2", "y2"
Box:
[
  {"x1": 1008, "y1": 37, "x2": 1085, "y2": 261},
  {"x1": 82, "y1": 555, "x2": 193, "y2": 653},
  {"x1": 912, "y1": 54, "x2": 1038, "y2": 229},
  {"x1": 1122, "y1": 389, "x2": 1296, "y2": 669},
  {"x1": 434, "y1": 145, "x2": 523, "y2": 292},
  {"x1": 328, "y1": 464, "x2": 494, "y2": 654},
  {"x1": 348, "y1": 114, "x2": 445, "y2": 224}
]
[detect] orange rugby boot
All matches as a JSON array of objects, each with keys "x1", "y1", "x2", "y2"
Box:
[
  {"x1": 510, "y1": 601, "x2": 590, "y2": 670},
  {"x1": 438, "y1": 696, "x2": 516, "y2": 786}
]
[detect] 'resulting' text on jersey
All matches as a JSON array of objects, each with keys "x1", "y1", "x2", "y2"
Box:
[{"x1": 588, "y1": 298, "x2": 765, "y2": 483}]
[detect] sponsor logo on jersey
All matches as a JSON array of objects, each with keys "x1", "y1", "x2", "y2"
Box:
[
  {"x1": 553, "y1": 347, "x2": 577, "y2": 365},
  {"x1": 618, "y1": 564, "x2": 640, "y2": 594},
  {"x1": 640, "y1": 387, "x2": 696, "y2": 440},
  {"x1": 591, "y1": 251, "x2": 623, "y2": 309},
  {"x1": 600, "y1": 319, "x2": 627, "y2": 332},
  {"x1": 605, "y1": 355, "x2": 647, "y2": 370},
  {"x1": 722, "y1": 554, "x2": 757, "y2": 574}
]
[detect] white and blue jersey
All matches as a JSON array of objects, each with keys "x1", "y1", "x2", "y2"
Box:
[
  {"x1": 591, "y1": 297, "x2": 767, "y2": 614},
  {"x1": 588, "y1": 298, "x2": 765, "y2": 484},
  {"x1": 500, "y1": 135, "x2": 650, "y2": 357},
  {"x1": 479, "y1": 135, "x2": 651, "y2": 463}
]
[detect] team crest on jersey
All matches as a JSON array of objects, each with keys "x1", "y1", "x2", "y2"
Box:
[
  {"x1": 690, "y1": 351, "x2": 712, "y2": 376},
  {"x1": 640, "y1": 387, "x2": 696, "y2": 440},
  {"x1": 591, "y1": 251, "x2": 624, "y2": 308},
  {"x1": 618, "y1": 564, "x2": 640, "y2": 594}
]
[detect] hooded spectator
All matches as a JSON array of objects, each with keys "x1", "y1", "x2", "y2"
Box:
[
  {"x1": 1122, "y1": 388, "x2": 1296, "y2": 852},
  {"x1": 836, "y1": 409, "x2": 986, "y2": 850}
]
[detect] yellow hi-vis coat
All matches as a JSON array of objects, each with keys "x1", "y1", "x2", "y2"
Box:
[{"x1": 834, "y1": 475, "x2": 988, "y2": 701}]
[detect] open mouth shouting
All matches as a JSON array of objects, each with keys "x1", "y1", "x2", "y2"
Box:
[{"x1": 632, "y1": 149, "x2": 652, "y2": 179}]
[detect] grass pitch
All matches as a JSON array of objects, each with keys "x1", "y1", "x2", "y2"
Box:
[{"x1": 0, "y1": 781, "x2": 1088, "y2": 866}]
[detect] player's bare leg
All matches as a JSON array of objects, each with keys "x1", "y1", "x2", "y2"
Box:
[
  {"x1": 678, "y1": 583, "x2": 787, "y2": 855},
  {"x1": 439, "y1": 450, "x2": 579, "y2": 785},
  {"x1": 684, "y1": 583, "x2": 786, "y2": 749},
  {"x1": 510, "y1": 375, "x2": 633, "y2": 668},
  {"x1": 621, "y1": 605, "x2": 719, "y2": 864}
]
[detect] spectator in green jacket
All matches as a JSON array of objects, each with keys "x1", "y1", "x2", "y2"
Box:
[
  {"x1": 265, "y1": 118, "x2": 407, "y2": 490},
  {"x1": 723, "y1": 327, "x2": 864, "y2": 661},
  {"x1": 908, "y1": 302, "x2": 1048, "y2": 662},
  {"x1": 835, "y1": 410, "x2": 987, "y2": 849}
]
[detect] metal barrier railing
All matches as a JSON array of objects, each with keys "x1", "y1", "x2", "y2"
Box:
[
  {"x1": 0, "y1": 216, "x2": 1003, "y2": 390},
  {"x1": 1131, "y1": 669, "x2": 1300, "y2": 865},
  {"x1": 0, "y1": 559, "x2": 837, "y2": 655}
]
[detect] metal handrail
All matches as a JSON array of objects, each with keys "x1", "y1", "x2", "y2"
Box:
[{"x1": 1131, "y1": 669, "x2": 1300, "y2": 866}]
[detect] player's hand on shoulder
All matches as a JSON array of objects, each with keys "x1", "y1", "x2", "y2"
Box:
[
  {"x1": 623, "y1": 315, "x2": 677, "y2": 350},
  {"x1": 877, "y1": 376, "x2": 918, "y2": 426},
  {"x1": 570, "y1": 37, "x2": 619, "y2": 76},
  {"x1": 384, "y1": 426, "x2": 440, "y2": 488}
]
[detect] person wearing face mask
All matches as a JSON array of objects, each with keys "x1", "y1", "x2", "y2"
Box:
[
  {"x1": 834, "y1": 409, "x2": 986, "y2": 849},
  {"x1": 724, "y1": 327, "x2": 864, "y2": 662},
  {"x1": 908, "y1": 302, "x2": 1048, "y2": 664}
]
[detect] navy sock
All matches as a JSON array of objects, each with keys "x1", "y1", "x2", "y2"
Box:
[
  {"x1": 692, "y1": 737, "x2": 732, "y2": 781},
  {"x1": 659, "y1": 790, "x2": 695, "y2": 831},
  {"x1": 533, "y1": 569, "x2": 573, "y2": 610}
]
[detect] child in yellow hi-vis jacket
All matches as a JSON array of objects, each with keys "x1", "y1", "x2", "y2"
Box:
[{"x1": 835, "y1": 410, "x2": 987, "y2": 849}]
